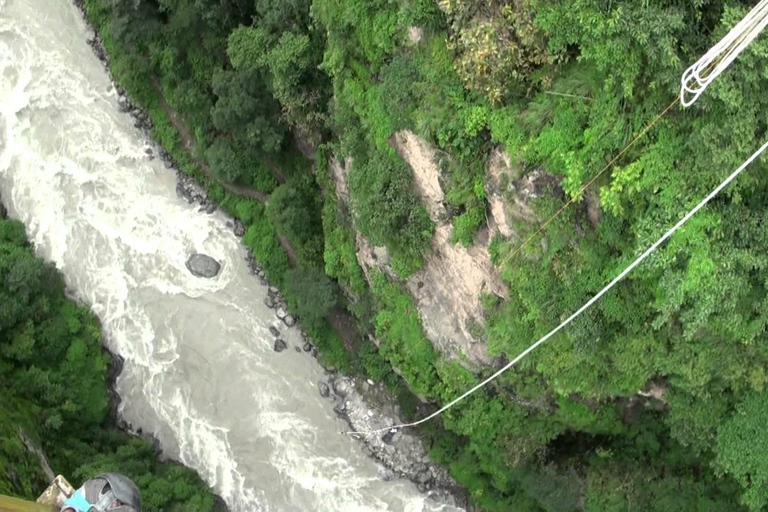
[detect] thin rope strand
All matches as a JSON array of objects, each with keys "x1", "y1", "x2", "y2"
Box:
[
  {"x1": 345, "y1": 137, "x2": 768, "y2": 437},
  {"x1": 497, "y1": 97, "x2": 679, "y2": 269}
]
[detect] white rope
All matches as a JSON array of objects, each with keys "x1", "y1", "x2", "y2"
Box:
[
  {"x1": 345, "y1": 138, "x2": 768, "y2": 437},
  {"x1": 681, "y1": 0, "x2": 768, "y2": 107}
]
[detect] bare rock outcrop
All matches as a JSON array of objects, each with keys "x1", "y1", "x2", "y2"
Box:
[
  {"x1": 389, "y1": 130, "x2": 508, "y2": 365},
  {"x1": 485, "y1": 148, "x2": 518, "y2": 237}
]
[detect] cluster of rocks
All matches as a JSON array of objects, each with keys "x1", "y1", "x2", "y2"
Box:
[
  {"x1": 316, "y1": 374, "x2": 467, "y2": 507},
  {"x1": 244, "y1": 250, "x2": 267, "y2": 284},
  {"x1": 263, "y1": 286, "x2": 298, "y2": 329},
  {"x1": 175, "y1": 169, "x2": 221, "y2": 217}
]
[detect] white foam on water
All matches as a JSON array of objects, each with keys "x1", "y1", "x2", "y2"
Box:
[{"x1": 0, "y1": 1, "x2": 464, "y2": 511}]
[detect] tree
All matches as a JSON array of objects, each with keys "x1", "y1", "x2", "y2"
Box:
[
  {"x1": 210, "y1": 69, "x2": 285, "y2": 154},
  {"x1": 716, "y1": 392, "x2": 768, "y2": 511},
  {"x1": 206, "y1": 138, "x2": 278, "y2": 192},
  {"x1": 348, "y1": 150, "x2": 433, "y2": 276},
  {"x1": 282, "y1": 267, "x2": 338, "y2": 325},
  {"x1": 266, "y1": 180, "x2": 321, "y2": 245}
]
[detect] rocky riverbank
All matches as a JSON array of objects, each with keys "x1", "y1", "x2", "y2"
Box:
[{"x1": 73, "y1": 3, "x2": 467, "y2": 508}]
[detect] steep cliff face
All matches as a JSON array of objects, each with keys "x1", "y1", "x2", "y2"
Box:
[
  {"x1": 339, "y1": 131, "x2": 507, "y2": 365},
  {"x1": 391, "y1": 131, "x2": 508, "y2": 366},
  {"x1": 334, "y1": 130, "x2": 582, "y2": 368}
]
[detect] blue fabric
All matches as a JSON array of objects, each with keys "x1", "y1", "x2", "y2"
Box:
[{"x1": 63, "y1": 489, "x2": 92, "y2": 511}]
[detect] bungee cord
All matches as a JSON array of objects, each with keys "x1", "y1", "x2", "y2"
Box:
[{"x1": 681, "y1": 0, "x2": 768, "y2": 106}]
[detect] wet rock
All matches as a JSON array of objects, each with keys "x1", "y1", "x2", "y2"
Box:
[
  {"x1": 233, "y1": 220, "x2": 246, "y2": 237},
  {"x1": 378, "y1": 467, "x2": 395, "y2": 482},
  {"x1": 381, "y1": 429, "x2": 397, "y2": 444},
  {"x1": 259, "y1": 277, "x2": 268, "y2": 286},
  {"x1": 205, "y1": 202, "x2": 217, "y2": 214},
  {"x1": 318, "y1": 382, "x2": 330, "y2": 398},
  {"x1": 185, "y1": 253, "x2": 221, "y2": 278},
  {"x1": 331, "y1": 377, "x2": 349, "y2": 397},
  {"x1": 117, "y1": 95, "x2": 131, "y2": 113},
  {"x1": 264, "y1": 295, "x2": 275, "y2": 309},
  {"x1": 268, "y1": 286, "x2": 279, "y2": 295},
  {"x1": 275, "y1": 307, "x2": 287, "y2": 320},
  {"x1": 302, "y1": 342, "x2": 313, "y2": 352},
  {"x1": 164, "y1": 159, "x2": 174, "y2": 169},
  {"x1": 333, "y1": 402, "x2": 347, "y2": 417},
  {"x1": 283, "y1": 314, "x2": 296, "y2": 327},
  {"x1": 268, "y1": 326, "x2": 281, "y2": 337},
  {"x1": 273, "y1": 339, "x2": 287, "y2": 352}
]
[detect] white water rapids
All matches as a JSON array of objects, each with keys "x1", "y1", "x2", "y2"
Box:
[{"x1": 0, "y1": 1, "x2": 461, "y2": 510}]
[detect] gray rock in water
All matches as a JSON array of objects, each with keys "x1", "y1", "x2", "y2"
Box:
[
  {"x1": 185, "y1": 253, "x2": 221, "y2": 278},
  {"x1": 268, "y1": 286, "x2": 279, "y2": 295},
  {"x1": 233, "y1": 220, "x2": 246, "y2": 237},
  {"x1": 283, "y1": 315, "x2": 296, "y2": 327},
  {"x1": 275, "y1": 307, "x2": 287, "y2": 320},
  {"x1": 117, "y1": 95, "x2": 131, "y2": 113},
  {"x1": 269, "y1": 326, "x2": 281, "y2": 337},
  {"x1": 302, "y1": 342, "x2": 313, "y2": 352},
  {"x1": 205, "y1": 202, "x2": 217, "y2": 214},
  {"x1": 264, "y1": 296, "x2": 275, "y2": 308},
  {"x1": 273, "y1": 339, "x2": 287, "y2": 352},
  {"x1": 318, "y1": 382, "x2": 330, "y2": 398}
]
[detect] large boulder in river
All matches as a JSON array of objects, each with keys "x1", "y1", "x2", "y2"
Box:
[{"x1": 186, "y1": 253, "x2": 221, "y2": 278}]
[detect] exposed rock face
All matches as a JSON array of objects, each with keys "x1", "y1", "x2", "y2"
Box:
[
  {"x1": 185, "y1": 253, "x2": 221, "y2": 278},
  {"x1": 485, "y1": 147, "x2": 518, "y2": 237},
  {"x1": 392, "y1": 131, "x2": 446, "y2": 222},
  {"x1": 329, "y1": 156, "x2": 352, "y2": 202},
  {"x1": 407, "y1": 26, "x2": 423, "y2": 44},
  {"x1": 384, "y1": 130, "x2": 508, "y2": 365},
  {"x1": 406, "y1": 224, "x2": 507, "y2": 364}
]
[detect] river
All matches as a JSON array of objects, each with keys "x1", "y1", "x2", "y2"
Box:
[{"x1": 0, "y1": 1, "x2": 460, "y2": 510}]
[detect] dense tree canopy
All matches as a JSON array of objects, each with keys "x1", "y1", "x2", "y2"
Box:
[{"x1": 83, "y1": 0, "x2": 768, "y2": 509}]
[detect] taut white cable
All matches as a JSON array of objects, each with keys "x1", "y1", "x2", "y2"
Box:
[
  {"x1": 681, "y1": 0, "x2": 768, "y2": 107},
  {"x1": 345, "y1": 138, "x2": 768, "y2": 437}
]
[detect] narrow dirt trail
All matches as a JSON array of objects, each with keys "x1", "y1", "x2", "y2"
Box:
[
  {"x1": 151, "y1": 77, "x2": 361, "y2": 353},
  {"x1": 151, "y1": 76, "x2": 270, "y2": 203}
]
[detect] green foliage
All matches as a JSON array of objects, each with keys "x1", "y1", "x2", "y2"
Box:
[
  {"x1": 716, "y1": 392, "x2": 768, "y2": 510},
  {"x1": 206, "y1": 138, "x2": 278, "y2": 192},
  {"x1": 283, "y1": 267, "x2": 338, "y2": 325},
  {"x1": 0, "y1": 219, "x2": 217, "y2": 509},
  {"x1": 210, "y1": 69, "x2": 285, "y2": 154},
  {"x1": 267, "y1": 179, "x2": 324, "y2": 264},
  {"x1": 348, "y1": 150, "x2": 433, "y2": 277}
]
